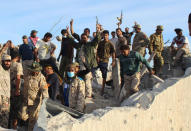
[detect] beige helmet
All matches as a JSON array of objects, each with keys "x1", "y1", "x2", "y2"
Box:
[
  {"x1": 133, "y1": 24, "x2": 141, "y2": 29},
  {"x1": 156, "y1": 25, "x2": 163, "y2": 31},
  {"x1": 2, "y1": 54, "x2": 11, "y2": 61}
]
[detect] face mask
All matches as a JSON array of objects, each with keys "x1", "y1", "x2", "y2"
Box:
[{"x1": 67, "y1": 72, "x2": 75, "y2": 78}]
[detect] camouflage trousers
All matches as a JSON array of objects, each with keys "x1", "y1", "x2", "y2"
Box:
[
  {"x1": 59, "y1": 56, "x2": 73, "y2": 78},
  {"x1": 22, "y1": 60, "x2": 34, "y2": 77},
  {"x1": 19, "y1": 99, "x2": 42, "y2": 131},
  {"x1": 123, "y1": 72, "x2": 141, "y2": 98},
  {"x1": 84, "y1": 72, "x2": 93, "y2": 97},
  {"x1": 0, "y1": 95, "x2": 10, "y2": 128},
  {"x1": 154, "y1": 52, "x2": 164, "y2": 74}
]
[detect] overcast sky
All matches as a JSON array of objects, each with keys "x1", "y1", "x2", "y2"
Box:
[{"x1": 0, "y1": 0, "x2": 190, "y2": 56}]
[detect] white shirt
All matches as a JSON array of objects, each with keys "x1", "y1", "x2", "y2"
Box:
[
  {"x1": 172, "y1": 36, "x2": 190, "y2": 49},
  {"x1": 36, "y1": 40, "x2": 56, "y2": 60}
]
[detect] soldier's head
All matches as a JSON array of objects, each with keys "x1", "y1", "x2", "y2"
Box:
[
  {"x1": 111, "y1": 31, "x2": 116, "y2": 38},
  {"x1": 61, "y1": 29, "x2": 68, "y2": 38},
  {"x1": 28, "y1": 62, "x2": 42, "y2": 76},
  {"x1": 84, "y1": 28, "x2": 90, "y2": 37},
  {"x1": 67, "y1": 64, "x2": 76, "y2": 78},
  {"x1": 156, "y1": 25, "x2": 163, "y2": 35},
  {"x1": 22, "y1": 35, "x2": 28, "y2": 44},
  {"x1": 125, "y1": 27, "x2": 129, "y2": 33},
  {"x1": 116, "y1": 28, "x2": 122, "y2": 37},
  {"x1": 81, "y1": 33, "x2": 88, "y2": 44},
  {"x1": 1, "y1": 54, "x2": 11, "y2": 70},
  {"x1": 30, "y1": 30, "x2": 38, "y2": 38},
  {"x1": 43, "y1": 32, "x2": 52, "y2": 42},
  {"x1": 44, "y1": 65, "x2": 54, "y2": 75},
  {"x1": 120, "y1": 45, "x2": 130, "y2": 56},
  {"x1": 174, "y1": 28, "x2": 183, "y2": 37},
  {"x1": 103, "y1": 30, "x2": 109, "y2": 41},
  {"x1": 73, "y1": 62, "x2": 80, "y2": 73},
  {"x1": 133, "y1": 24, "x2": 141, "y2": 33},
  {"x1": 11, "y1": 51, "x2": 20, "y2": 62}
]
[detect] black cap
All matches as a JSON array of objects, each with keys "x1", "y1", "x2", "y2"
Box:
[
  {"x1": 61, "y1": 29, "x2": 67, "y2": 34},
  {"x1": 31, "y1": 30, "x2": 38, "y2": 34},
  {"x1": 174, "y1": 28, "x2": 182, "y2": 33},
  {"x1": 22, "y1": 35, "x2": 28, "y2": 39}
]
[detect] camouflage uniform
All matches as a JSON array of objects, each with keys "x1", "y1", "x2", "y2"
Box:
[
  {"x1": 84, "y1": 72, "x2": 93, "y2": 98},
  {"x1": 123, "y1": 72, "x2": 141, "y2": 98},
  {"x1": 132, "y1": 32, "x2": 149, "y2": 57},
  {"x1": 21, "y1": 72, "x2": 48, "y2": 131},
  {"x1": 0, "y1": 56, "x2": 11, "y2": 128},
  {"x1": 9, "y1": 61, "x2": 23, "y2": 127},
  {"x1": 149, "y1": 26, "x2": 164, "y2": 74},
  {"x1": 116, "y1": 36, "x2": 127, "y2": 57},
  {"x1": 69, "y1": 77, "x2": 85, "y2": 112}
]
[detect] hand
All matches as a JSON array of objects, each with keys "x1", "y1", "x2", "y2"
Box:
[
  {"x1": 36, "y1": 58, "x2": 40, "y2": 62},
  {"x1": 14, "y1": 89, "x2": 20, "y2": 96},
  {"x1": 81, "y1": 56, "x2": 86, "y2": 63},
  {"x1": 149, "y1": 69, "x2": 155, "y2": 75},
  {"x1": 96, "y1": 24, "x2": 101, "y2": 32},
  {"x1": 112, "y1": 60, "x2": 116, "y2": 67},
  {"x1": 70, "y1": 19, "x2": 73, "y2": 26}
]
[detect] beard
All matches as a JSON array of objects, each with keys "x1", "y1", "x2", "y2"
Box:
[{"x1": 2, "y1": 63, "x2": 10, "y2": 70}]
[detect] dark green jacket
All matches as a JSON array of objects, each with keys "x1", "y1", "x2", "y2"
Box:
[
  {"x1": 71, "y1": 33, "x2": 101, "y2": 69},
  {"x1": 119, "y1": 51, "x2": 152, "y2": 76}
]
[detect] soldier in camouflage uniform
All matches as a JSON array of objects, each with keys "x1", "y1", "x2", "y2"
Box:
[
  {"x1": 116, "y1": 28, "x2": 128, "y2": 57},
  {"x1": 60, "y1": 64, "x2": 85, "y2": 112},
  {"x1": 20, "y1": 62, "x2": 48, "y2": 131},
  {"x1": 68, "y1": 64, "x2": 85, "y2": 112},
  {"x1": 0, "y1": 44, "x2": 11, "y2": 128},
  {"x1": 149, "y1": 25, "x2": 164, "y2": 75},
  {"x1": 9, "y1": 52, "x2": 23, "y2": 129},
  {"x1": 132, "y1": 24, "x2": 150, "y2": 57}
]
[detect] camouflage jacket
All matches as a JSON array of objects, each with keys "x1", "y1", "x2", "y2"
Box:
[
  {"x1": 23, "y1": 72, "x2": 48, "y2": 105},
  {"x1": 0, "y1": 65, "x2": 10, "y2": 99},
  {"x1": 116, "y1": 36, "x2": 127, "y2": 57},
  {"x1": 97, "y1": 40, "x2": 115, "y2": 63},
  {"x1": 69, "y1": 77, "x2": 85, "y2": 112},
  {"x1": 149, "y1": 33, "x2": 164, "y2": 53},
  {"x1": 132, "y1": 32, "x2": 149, "y2": 51}
]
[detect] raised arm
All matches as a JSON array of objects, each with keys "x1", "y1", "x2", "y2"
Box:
[
  {"x1": 70, "y1": 19, "x2": 81, "y2": 42},
  {"x1": 91, "y1": 24, "x2": 102, "y2": 46}
]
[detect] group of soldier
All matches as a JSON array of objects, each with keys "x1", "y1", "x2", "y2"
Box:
[{"x1": 0, "y1": 13, "x2": 190, "y2": 130}]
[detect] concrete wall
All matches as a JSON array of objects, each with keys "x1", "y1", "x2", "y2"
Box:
[{"x1": 47, "y1": 68, "x2": 191, "y2": 131}]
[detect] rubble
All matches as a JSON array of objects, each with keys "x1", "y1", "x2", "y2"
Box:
[{"x1": 35, "y1": 67, "x2": 191, "y2": 131}]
